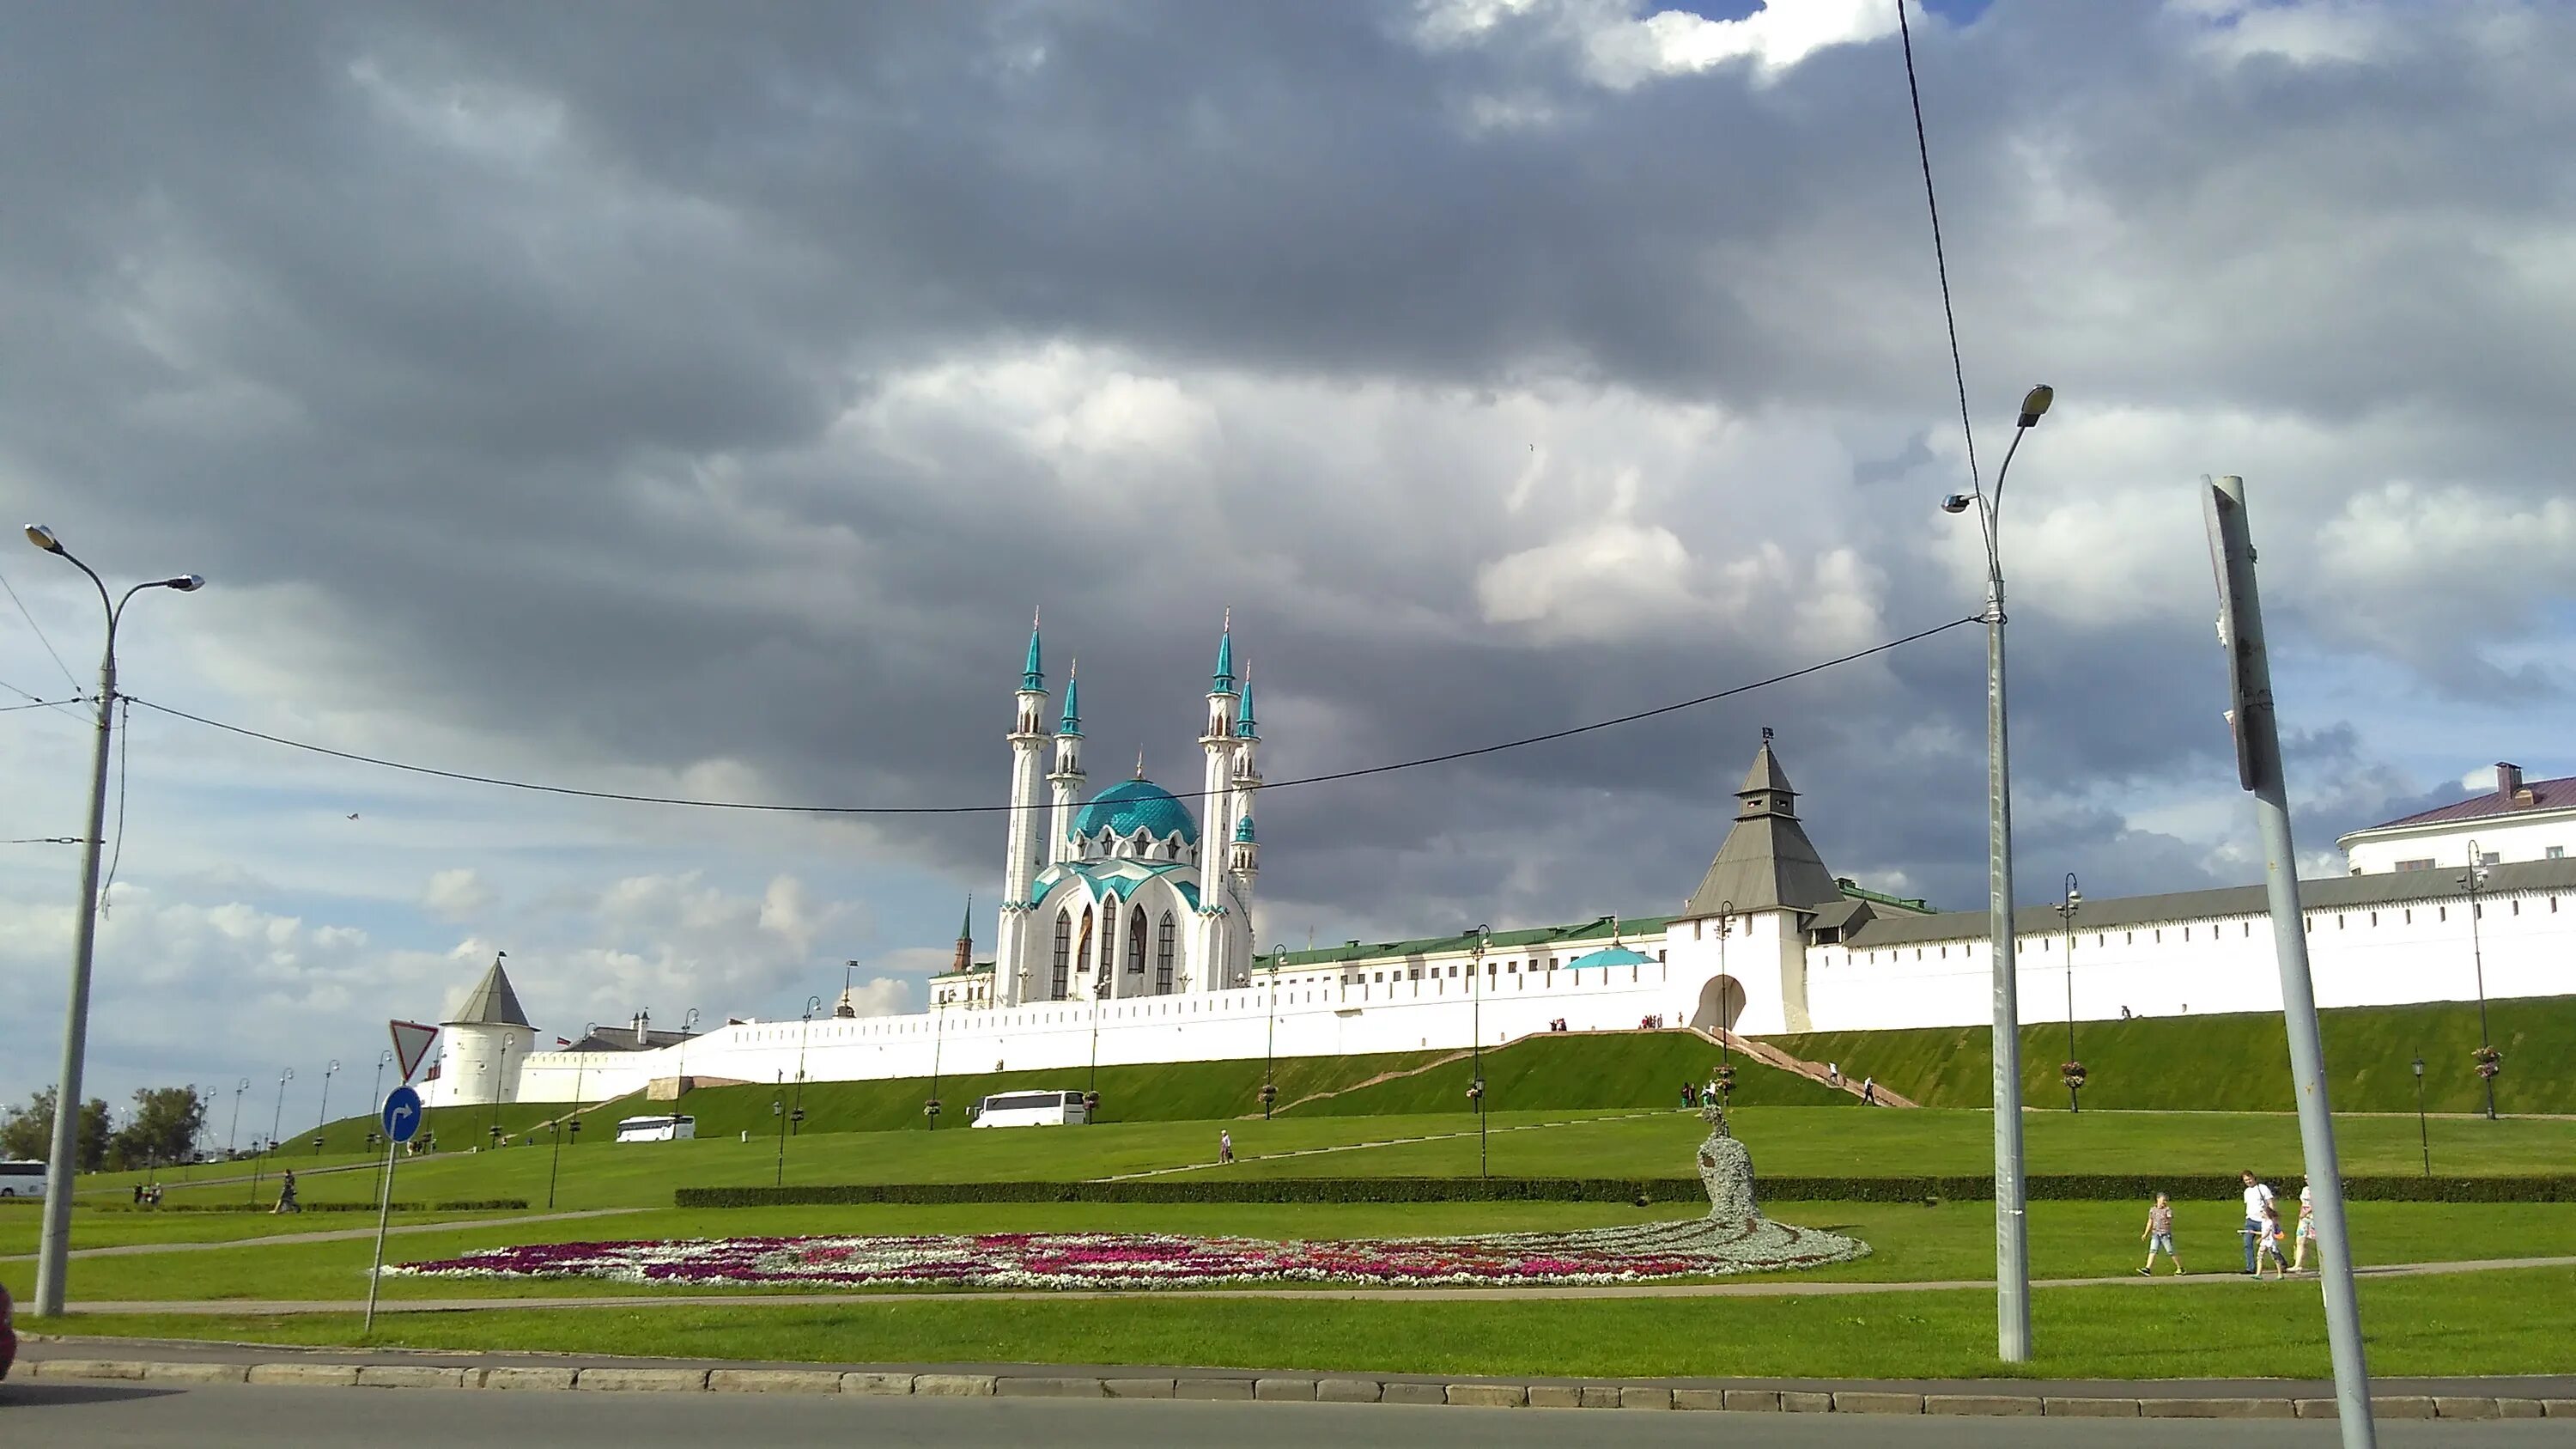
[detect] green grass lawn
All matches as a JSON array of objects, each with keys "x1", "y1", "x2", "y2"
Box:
[
  {"x1": 13, "y1": 1196, "x2": 2574, "y2": 1307},
  {"x1": 1777, "y1": 993, "x2": 2576, "y2": 1114},
  {"x1": 42, "y1": 1265, "x2": 2576, "y2": 1379},
  {"x1": 0, "y1": 1207, "x2": 518, "y2": 1257}
]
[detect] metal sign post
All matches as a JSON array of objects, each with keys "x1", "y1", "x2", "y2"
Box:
[
  {"x1": 364, "y1": 1019, "x2": 434, "y2": 1336},
  {"x1": 2204, "y1": 475, "x2": 2376, "y2": 1449}
]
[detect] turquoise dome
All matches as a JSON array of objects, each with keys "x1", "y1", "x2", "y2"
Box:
[
  {"x1": 1569, "y1": 945, "x2": 1655, "y2": 971},
  {"x1": 1071, "y1": 778, "x2": 1199, "y2": 845}
]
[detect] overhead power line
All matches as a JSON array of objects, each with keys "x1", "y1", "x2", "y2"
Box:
[
  {"x1": 0, "y1": 562, "x2": 82, "y2": 695},
  {"x1": 123, "y1": 616, "x2": 1978, "y2": 817},
  {"x1": 0, "y1": 695, "x2": 84, "y2": 714},
  {"x1": 1896, "y1": 0, "x2": 1983, "y2": 498}
]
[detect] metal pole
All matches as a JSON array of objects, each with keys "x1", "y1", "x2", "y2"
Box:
[
  {"x1": 2413, "y1": 1058, "x2": 2430, "y2": 1178},
  {"x1": 316, "y1": 1060, "x2": 338, "y2": 1154},
  {"x1": 1264, "y1": 945, "x2": 1279, "y2": 1119},
  {"x1": 362, "y1": 1133, "x2": 398, "y2": 1334},
  {"x1": 2063, "y1": 875, "x2": 2081, "y2": 1114},
  {"x1": 259, "y1": 1068, "x2": 291, "y2": 1206},
  {"x1": 547, "y1": 1047, "x2": 585, "y2": 1211},
  {"x1": 31, "y1": 632, "x2": 116, "y2": 1316},
  {"x1": 772, "y1": 1077, "x2": 787, "y2": 1186},
  {"x1": 2464, "y1": 847, "x2": 2496, "y2": 1121},
  {"x1": 2207, "y1": 473, "x2": 2375, "y2": 1449},
  {"x1": 226, "y1": 1080, "x2": 246, "y2": 1164},
  {"x1": 1471, "y1": 928, "x2": 1488, "y2": 1178},
  {"x1": 1984, "y1": 563, "x2": 2032, "y2": 1361},
  {"x1": 927, "y1": 1000, "x2": 944, "y2": 1132}
]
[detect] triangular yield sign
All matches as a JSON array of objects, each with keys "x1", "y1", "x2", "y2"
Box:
[{"x1": 389, "y1": 1020, "x2": 439, "y2": 1085}]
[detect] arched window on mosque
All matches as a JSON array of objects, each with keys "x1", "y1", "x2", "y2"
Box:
[
  {"x1": 1156, "y1": 911, "x2": 1177, "y2": 994},
  {"x1": 1051, "y1": 910, "x2": 1072, "y2": 1000},
  {"x1": 1127, "y1": 905, "x2": 1148, "y2": 979}
]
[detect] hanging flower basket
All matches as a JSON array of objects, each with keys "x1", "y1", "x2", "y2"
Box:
[
  {"x1": 2472, "y1": 1046, "x2": 2504, "y2": 1081},
  {"x1": 1083, "y1": 1091, "x2": 1101, "y2": 1113},
  {"x1": 1256, "y1": 1083, "x2": 1277, "y2": 1105},
  {"x1": 2061, "y1": 1061, "x2": 2087, "y2": 1089},
  {"x1": 923, "y1": 1099, "x2": 943, "y2": 1118},
  {"x1": 1714, "y1": 1064, "x2": 1735, "y2": 1096},
  {"x1": 1465, "y1": 1081, "x2": 1484, "y2": 1102}
]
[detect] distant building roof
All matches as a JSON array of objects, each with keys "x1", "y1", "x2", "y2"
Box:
[
  {"x1": 2341, "y1": 763, "x2": 2576, "y2": 843},
  {"x1": 564, "y1": 1026, "x2": 696, "y2": 1054},
  {"x1": 1838, "y1": 857, "x2": 2576, "y2": 951},
  {"x1": 1258, "y1": 914, "x2": 1680, "y2": 970},
  {"x1": 445, "y1": 958, "x2": 529, "y2": 1028}
]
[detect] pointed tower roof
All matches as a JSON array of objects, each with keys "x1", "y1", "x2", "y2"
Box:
[
  {"x1": 1212, "y1": 609, "x2": 1236, "y2": 695},
  {"x1": 1060, "y1": 660, "x2": 1083, "y2": 735},
  {"x1": 1235, "y1": 668, "x2": 1257, "y2": 739},
  {"x1": 951, "y1": 894, "x2": 975, "y2": 975},
  {"x1": 1682, "y1": 740, "x2": 1842, "y2": 916},
  {"x1": 1234, "y1": 813, "x2": 1256, "y2": 843},
  {"x1": 1022, "y1": 608, "x2": 1045, "y2": 692},
  {"x1": 447, "y1": 955, "x2": 530, "y2": 1028}
]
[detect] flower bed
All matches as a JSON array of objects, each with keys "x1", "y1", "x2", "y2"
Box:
[{"x1": 389, "y1": 1216, "x2": 1867, "y2": 1291}]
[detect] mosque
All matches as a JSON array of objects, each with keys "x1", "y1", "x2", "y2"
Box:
[{"x1": 422, "y1": 623, "x2": 2576, "y2": 1109}]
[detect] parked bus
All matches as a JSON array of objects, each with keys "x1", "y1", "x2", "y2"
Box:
[
  {"x1": 969, "y1": 1091, "x2": 1089, "y2": 1128},
  {"x1": 612, "y1": 1115, "x2": 696, "y2": 1143},
  {"x1": 0, "y1": 1161, "x2": 46, "y2": 1196}
]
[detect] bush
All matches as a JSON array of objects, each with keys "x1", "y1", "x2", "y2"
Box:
[{"x1": 673, "y1": 1175, "x2": 2576, "y2": 1209}]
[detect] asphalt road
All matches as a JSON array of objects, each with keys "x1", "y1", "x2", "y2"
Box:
[{"x1": 3, "y1": 1381, "x2": 2567, "y2": 1448}]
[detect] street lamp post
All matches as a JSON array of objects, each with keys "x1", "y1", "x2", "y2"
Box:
[
  {"x1": 1468, "y1": 926, "x2": 1490, "y2": 1178},
  {"x1": 1716, "y1": 900, "x2": 1735, "y2": 1091},
  {"x1": 927, "y1": 996, "x2": 947, "y2": 1131},
  {"x1": 792, "y1": 996, "x2": 821, "y2": 1138},
  {"x1": 2057, "y1": 875, "x2": 2083, "y2": 1112},
  {"x1": 770, "y1": 1081, "x2": 787, "y2": 1187},
  {"x1": 370, "y1": 1051, "x2": 392, "y2": 1120},
  {"x1": 2461, "y1": 842, "x2": 2499, "y2": 1121},
  {"x1": 489, "y1": 1035, "x2": 513, "y2": 1148},
  {"x1": 1939, "y1": 383, "x2": 2053, "y2": 1362},
  {"x1": 674, "y1": 1008, "x2": 702, "y2": 1097},
  {"x1": 226, "y1": 1079, "x2": 248, "y2": 1164},
  {"x1": 316, "y1": 1060, "x2": 341, "y2": 1153},
  {"x1": 547, "y1": 1026, "x2": 593, "y2": 1211},
  {"x1": 2412, "y1": 1055, "x2": 2430, "y2": 1178},
  {"x1": 254, "y1": 1067, "x2": 293, "y2": 1206},
  {"x1": 1261, "y1": 943, "x2": 1282, "y2": 1119},
  {"x1": 22, "y1": 525, "x2": 203, "y2": 1318}
]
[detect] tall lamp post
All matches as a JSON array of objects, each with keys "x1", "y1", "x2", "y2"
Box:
[
  {"x1": 2056, "y1": 875, "x2": 2083, "y2": 1112},
  {"x1": 489, "y1": 1034, "x2": 513, "y2": 1148},
  {"x1": 226, "y1": 1078, "x2": 249, "y2": 1164},
  {"x1": 1261, "y1": 943, "x2": 1283, "y2": 1118},
  {"x1": 315, "y1": 1059, "x2": 341, "y2": 1154},
  {"x1": 674, "y1": 1008, "x2": 702, "y2": 1096},
  {"x1": 1938, "y1": 382, "x2": 2053, "y2": 1361},
  {"x1": 926, "y1": 995, "x2": 947, "y2": 1131},
  {"x1": 370, "y1": 1050, "x2": 392, "y2": 1119},
  {"x1": 770, "y1": 1076, "x2": 788, "y2": 1187},
  {"x1": 2460, "y1": 841, "x2": 2500, "y2": 1120},
  {"x1": 547, "y1": 1025, "x2": 593, "y2": 1211},
  {"x1": 253, "y1": 1067, "x2": 293, "y2": 1206},
  {"x1": 1468, "y1": 926, "x2": 1490, "y2": 1178},
  {"x1": 791, "y1": 996, "x2": 821, "y2": 1138},
  {"x1": 1716, "y1": 900, "x2": 1735, "y2": 1093},
  {"x1": 22, "y1": 525, "x2": 203, "y2": 1318},
  {"x1": 2412, "y1": 1055, "x2": 2430, "y2": 1178}
]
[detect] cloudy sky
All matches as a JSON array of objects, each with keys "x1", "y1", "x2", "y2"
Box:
[{"x1": 3, "y1": 0, "x2": 2571, "y2": 1126}]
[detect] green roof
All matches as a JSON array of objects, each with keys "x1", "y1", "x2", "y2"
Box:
[{"x1": 1257, "y1": 914, "x2": 1680, "y2": 970}]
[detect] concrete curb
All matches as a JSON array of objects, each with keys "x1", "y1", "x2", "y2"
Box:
[{"x1": 20, "y1": 1356, "x2": 2576, "y2": 1421}]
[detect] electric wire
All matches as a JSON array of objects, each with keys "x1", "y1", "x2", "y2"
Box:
[
  {"x1": 1895, "y1": 0, "x2": 1983, "y2": 500},
  {"x1": 0, "y1": 696, "x2": 83, "y2": 714},
  {"x1": 124, "y1": 617, "x2": 1980, "y2": 818},
  {"x1": 100, "y1": 695, "x2": 131, "y2": 916},
  {"x1": 0, "y1": 563, "x2": 82, "y2": 694}
]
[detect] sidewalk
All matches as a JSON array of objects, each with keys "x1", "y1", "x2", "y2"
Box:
[{"x1": 17, "y1": 1336, "x2": 2575, "y2": 1419}]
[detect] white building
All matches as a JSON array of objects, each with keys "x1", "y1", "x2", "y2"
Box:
[
  {"x1": 424, "y1": 631, "x2": 2576, "y2": 1108},
  {"x1": 2338, "y1": 762, "x2": 2576, "y2": 875}
]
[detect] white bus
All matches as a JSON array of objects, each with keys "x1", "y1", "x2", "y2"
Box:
[
  {"x1": 969, "y1": 1090, "x2": 1089, "y2": 1128},
  {"x1": 0, "y1": 1160, "x2": 44, "y2": 1196},
  {"x1": 613, "y1": 1115, "x2": 696, "y2": 1143}
]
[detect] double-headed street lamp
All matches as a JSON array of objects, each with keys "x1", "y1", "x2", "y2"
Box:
[
  {"x1": 370, "y1": 1050, "x2": 393, "y2": 1118},
  {"x1": 2460, "y1": 841, "x2": 2500, "y2": 1121},
  {"x1": 315, "y1": 1059, "x2": 341, "y2": 1154},
  {"x1": 23, "y1": 526, "x2": 203, "y2": 1318},
  {"x1": 1938, "y1": 383, "x2": 2054, "y2": 1363},
  {"x1": 2056, "y1": 874, "x2": 2083, "y2": 1112}
]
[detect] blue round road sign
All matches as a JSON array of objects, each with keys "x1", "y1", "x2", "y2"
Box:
[{"x1": 382, "y1": 1086, "x2": 424, "y2": 1144}]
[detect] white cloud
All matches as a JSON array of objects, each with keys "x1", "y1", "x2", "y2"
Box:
[{"x1": 422, "y1": 867, "x2": 494, "y2": 922}]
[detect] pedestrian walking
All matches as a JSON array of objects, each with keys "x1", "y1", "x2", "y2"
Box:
[
  {"x1": 2292, "y1": 1178, "x2": 2317, "y2": 1272},
  {"x1": 2137, "y1": 1192, "x2": 2184, "y2": 1275},
  {"x1": 1218, "y1": 1129, "x2": 1234, "y2": 1165},
  {"x1": 1861, "y1": 1075, "x2": 1877, "y2": 1105},
  {"x1": 274, "y1": 1169, "x2": 301, "y2": 1215},
  {"x1": 2255, "y1": 1202, "x2": 2289, "y2": 1279},
  {"x1": 1680, "y1": 1081, "x2": 1696, "y2": 1110},
  {"x1": 2238, "y1": 1170, "x2": 2275, "y2": 1275}
]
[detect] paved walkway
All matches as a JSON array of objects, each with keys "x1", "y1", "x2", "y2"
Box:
[
  {"x1": 62, "y1": 1251, "x2": 2576, "y2": 1316},
  {"x1": 1097, "y1": 1109, "x2": 1666, "y2": 1181},
  {"x1": 0, "y1": 1209, "x2": 641, "y2": 1263}
]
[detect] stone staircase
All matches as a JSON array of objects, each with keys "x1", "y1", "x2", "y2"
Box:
[{"x1": 1691, "y1": 1026, "x2": 1920, "y2": 1107}]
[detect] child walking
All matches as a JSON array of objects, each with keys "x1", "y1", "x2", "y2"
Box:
[
  {"x1": 2138, "y1": 1192, "x2": 2184, "y2": 1275},
  {"x1": 2255, "y1": 1202, "x2": 2289, "y2": 1279},
  {"x1": 2291, "y1": 1178, "x2": 2317, "y2": 1272}
]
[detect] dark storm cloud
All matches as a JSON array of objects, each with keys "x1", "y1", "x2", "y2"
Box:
[{"x1": 2, "y1": 0, "x2": 2570, "y2": 953}]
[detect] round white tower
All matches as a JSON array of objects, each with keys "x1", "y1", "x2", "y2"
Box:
[
  {"x1": 1048, "y1": 660, "x2": 1085, "y2": 866},
  {"x1": 1194, "y1": 616, "x2": 1239, "y2": 995},
  {"x1": 430, "y1": 954, "x2": 536, "y2": 1107},
  {"x1": 995, "y1": 612, "x2": 1051, "y2": 1007}
]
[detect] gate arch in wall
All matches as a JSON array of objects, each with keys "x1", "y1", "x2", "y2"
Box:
[{"x1": 1691, "y1": 974, "x2": 1747, "y2": 1032}]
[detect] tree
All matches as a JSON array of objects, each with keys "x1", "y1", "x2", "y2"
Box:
[
  {"x1": 0, "y1": 1088, "x2": 114, "y2": 1172},
  {"x1": 109, "y1": 1086, "x2": 207, "y2": 1172}
]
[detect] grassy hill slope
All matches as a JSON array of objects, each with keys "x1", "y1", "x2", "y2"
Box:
[
  {"x1": 1288, "y1": 1030, "x2": 1850, "y2": 1116},
  {"x1": 1773, "y1": 995, "x2": 2575, "y2": 1114}
]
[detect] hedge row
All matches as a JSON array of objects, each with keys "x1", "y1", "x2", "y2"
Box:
[
  {"x1": 676, "y1": 1175, "x2": 2576, "y2": 1209},
  {"x1": 84, "y1": 1198, "x2": 531, "y2": 1215}
]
